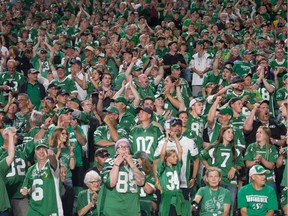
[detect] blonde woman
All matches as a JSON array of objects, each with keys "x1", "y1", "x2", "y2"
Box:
[{"x1": 244, "y1": 126, "x2": 278, "y2": 190}]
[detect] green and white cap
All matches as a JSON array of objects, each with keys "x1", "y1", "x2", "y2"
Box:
[
  {"x1": 35, "y1": 139, "x2": 49, "y2": 149},
  {"x1": 249, "y1": 165, "x2": 270, "y2": 177}
]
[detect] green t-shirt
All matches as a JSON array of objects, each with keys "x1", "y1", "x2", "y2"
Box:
[
  {"x1": 232, "y1": 61, "x2": 253, "y2": 76},
  {"x1": 0, "y1": 158, "x2": 11, "y2": 211},
  {"x1": 98, "y1": 158, "x2": 142, "y2": 216},
  {"x1": 139, "y1": 172, "x2": 156, "y2": 201},
  {"x1": 21, "y1": 160, "x2": 63, "y2": 216},
  {"x1": 200, "y1": 143, "x2": 244, "y2": 186},
  {"x1": 32, "y1": 56, "x2": 51, "y2": 78},
  {"x1": 196, "y1": 186, "x2": 231, "y2": 216},
  {"x1": 129, "y1": 123, "x2": 164, "y2": 163},
  {"x1": 238, "y1": 183, "x2": 278, "y2": 216},
  {"x1": 244, "y1": 143, "x2": 278, "y2": 184},
  {"x1": 27, "y1": 82, "x2": 42, "y2": 110},
  {"x1": 119, "y1": 110, "x2": 136, "y2": 132},
  {"x1": 269, "y1": 59, "x2": 287, "y2": 89},
  {"x1": 275, "y1": 87, "x2": 288, "y2": 102},
  {"x1": 77, "y1": 189, "x2": 98, "y2": 215}
]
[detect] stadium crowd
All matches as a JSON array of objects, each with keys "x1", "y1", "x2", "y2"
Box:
[{"x1": 0, "y1": 0, "x2": 287, "y2": 215}]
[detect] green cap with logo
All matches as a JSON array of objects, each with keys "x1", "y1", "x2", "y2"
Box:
[
  {"x1": 35, "y1": 139, "x2": 49, "y2": 149},
  {"x1": 171, "y1": 64, "x2": 180, "y2": 70},
  {"x1": 57, "y1": 107, "x2": 73, "y2": 116},
  {"x1": 217, "y1": 106, "x2": 233, "y2": 116},
  {"x1": 111, "y1": 96, "x2": 128, "y2": 105},
  {"x1": 249, "y1": 165, "x2": 270, "y2": 177},
  {"x1": 132, "y1": 65, "x2": 142, "y2": 71},
  {"x1": 103, "y1": 106, "x2": 119, "y2": 114}
]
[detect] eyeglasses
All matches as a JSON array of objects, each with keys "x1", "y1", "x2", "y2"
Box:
[{"x1": 117, "y1": 146, "x2": 130, "y2": 150}]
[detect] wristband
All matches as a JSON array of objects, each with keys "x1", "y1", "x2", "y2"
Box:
[{"x1": 275, "y1": 139, "x2": 279, "y2": 145}]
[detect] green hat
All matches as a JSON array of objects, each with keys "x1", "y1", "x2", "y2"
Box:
[
  {"x1": 217, "y1": 106, "x2": 233, "y2": 116},
  {"x1": 132, "y1": 65, "x2": 142, "y2": 71},
  {"x1": 111, "y1": 96, "x2": 128, "y2": 105},
  {"x1": 249, "y1": 165, "x2": 270, "y2": 177},
  {"x1": 103, "y1": 106, "x2": 119, "y2": 114},
  {"x1": 51, "y1": 3, "x2": 57, "y2": 8},
  {"x1": 283, "y1": 74, "x2": 288, "y2": 81},
  {"x1": 35, "y1": 139, "x2": 49, "y2": 149},
  {"x1": 57, "y1": 107, "x2": 73, "y2": 116},
  {"x1": 171, "y1": 64, "x2": 180, "y2": 70},
  {"x1": 56, "y1": 64, "x2": 65, "y2": 70},
  {"x1": 62, "y1": 16, "x2": 70, "y2": 21}
]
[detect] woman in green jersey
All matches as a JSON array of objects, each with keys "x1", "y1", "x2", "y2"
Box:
[
  {"x1": 157, "y1": 131, "x2": 187, "y2": 216},
  {"x1": 200, "y1": 126, "x2": 244, "y2": 214},
  {"x1": 193, "y1": 167, "x2": 231, "y2": 216},
  {"x1": 244, "y1": 126, "x2": 278, "y2": 191},
  {"x1": 77, "y1": 170, "x2": 101, "y2": 216}
]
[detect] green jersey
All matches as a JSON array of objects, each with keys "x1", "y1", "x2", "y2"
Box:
[
  {"x1": 0, "y1": 146, "x2": 27, "y2": 199},
  {"x1": 179, "y1": 78, "x2": 193, "y2": 108},
  {"x1": 269, "y1": 59, "x2": 287, "y2": 89},
  {"x1": 200, "y1": 143, "x2": 244, "y2": 186},
  {"x1": 238, "y1": 183, "x2": 278, "y2": 216},
  {"x1": 280, "y1": 147, "x2": 288, "y2": 187},
  {"x1": 32, "y1": 56, "x2": 51, "y2": 78},
  {"x1": 53, "y1": 147, "x2": 72, "y2": 179},
  {"x1": 94, "y1": 124, "x2": 127, "y2": 157},
  {"x1": 196, "y1": 186, "x2": 231, "y2": 216},
  {"x1": 77, "y1": 189, "x2": 98, "y2": 216},
  {"x1": 98, "y1": 158, "x2": 142, "y2": 216},
  {"x1": 252, "y1": 79, "x2": 275, "y2": 116},
  {"x1": 13, "y1": 111, "x2": 30, "y2": 144},
  {"x1": 129, "y1": 123, "x2": 164, "y2": 163},
  {"x1": 275, "y1": 87, "x2": 288, "y2": 103},
  {"x1": 52, "y1": 77, "x2": 77, "y2": 95},
  {"x1": 119, "y1": 110, "x2": 136, "y2": 132},
  {"x1": 187, "y1": 113, "x2": 205, "y2": 138},
  {"x1": 23, "y1": 127, "x2": 40, "y2": 161},
  {"x1": 0, "y1": 72, "x2": 25, "y2": 104},
  {"x1": 230, "y1": 114, "x2": 246, "y2": 130},
  {"x1": 163, "y1": 91, "x2": 179, "y2": 117},
  {"x1": 244, "y1": 143, "x2": 278, "y2": 184},
  {"x1": 232, "y1": 61, "x2": 253, "y2": 76},
  {"x1": 21, "y1": 160, "x2": 63, "y2": 216},
  {"x1": 135, "y1": 82, "x2": 156, "y2": 100},
  {"x1": 0, "y1": 159, "x2": 11, "y2": 212},
  {"x1": 139, "y1": 172, "x2": 156, "y2": 201}
]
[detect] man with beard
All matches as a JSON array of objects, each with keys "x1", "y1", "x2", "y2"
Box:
[
  {"x1": 243, "y1": 100, "x2": 287, "y2": 146},
  {"x1": 225, "y1": 75, "x2": 256, "y2": 117},
  {"x1": 153, "y1": 118, "x2": 199, "y2": 211}
]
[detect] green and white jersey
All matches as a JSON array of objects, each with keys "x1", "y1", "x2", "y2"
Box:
[
  {"x1": 129, "y1": 123, "x2": 164, "y2": 163},
  {"x1": 252, "y1": 79, "x2": 275, "y2": 116},
  {"x1": 0, "y1": 146, "x2": 27, "y2": 199},
  {"x1": 230, "y1": 114, "x2": 246, "y2": 130},
  {"x1": 51, "y1": 77, "x2": 77, "y2": 95},
  {"x1": 232, "y1": 61, "x2": 253, "y2": 76},
  {"x1": 280, "y1": 146, "x2": 288, "y2": 187},
  {"x1": 225, "y1": 90, "x2": 256, "y2": 117},
  {"x1": 21, "y1": 160, "x2": 63, "y2": 216},
  {"x1": 0, "y1": 159, "x2": 10, "y2": 212},
  {"x1": 269, "y1": 59, "x2": 287, "y2": 89},
  {"x1": 164, "y1": 91, "x2": 179, "y2": 117},
  {"x1": 157, "y1": 159, "x2": 182, "y2": 193},
  {"x1": 0, "y1": 72, "x2": 25, "y2": 104},
  {"x1": 139, "y1": 172, "x2": 156, "y2": 201},
  {"x1": 200, "y1": 143, "x2": 244, "y2": 186},
  {"x1": 275, "y1": 87, "x2": 288, "y2": 102},
  {"x1": 238, "y1": 183, "x2": 278, "y2": 216},
  {"x1": 179, "y1": 78, "x2": 192, "y2": 108},
  {"x1": 32, "y1": 56, "x2": 51, "y2": 78},
  {"x1": 52, "y1": 147, "x2": 72, "y2": 179},
  {"x1": 119, "y1": 110, "x2": 136, "y2": 132},
  {"x1": 154, "y1": 136, "x2": 199, "y2": 188},
  {"x1": 187, "y1": 113, "x2": 206, "y2": 138},
  {"x1": 94, "y1": 124, "x2": 127, "y2": 157},
  {"x1": 77, "y1": 189, "x2": 98, "y2": 216},
  {"x1": 244, "y1": 143, "x2": 278, "y2": 184},
  {"x1": 98, "y1": 158, "x2": 142, "y2": 216},
  {"x1": 135, "y1": 82, "x2": 156, "y2": 100},
  {"x1": 196, "y1": 186, "x2": 231, "y2": 216}
]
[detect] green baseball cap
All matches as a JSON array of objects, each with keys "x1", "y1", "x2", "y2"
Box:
[
  {"x1": 111, "y1": 96, "x2": 128, "y2": 105},
  {"x1": 249, "y1": 165, "x2": 270, "y2": 177},
  {"x1": 103, "y1": 106, "x2": 119, "y2": 114},
  {"x1": 57, "y1": 107, "x2": 73, "y2": 116},
  {"x1": 171, "y1": 64, "x2": 180, "y2": 70},
  {"x1": 154, "y1": 93, "x2": 165, "y2": 99},
  {"x1": 133, "y1": 151, "x2": 148, "y2": 159},
  {"x1": 62, "y1": 16, "x2": 70, "y2": 21},
  {"x1": 132, "y1": 65, "x2": 142, "y2": 71},
  {"x1": 35, "y1": 139, "x2": 49, "y2": 149},
  {"x1": 283, "y1": 74, "x2": 288, "y2": 81},
  {"x1": 56, "y1": 64, "x2": 65, "y2": 70},
  {"x1": 217, "y1": 106, "x2": 233, "y2": 116}
]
